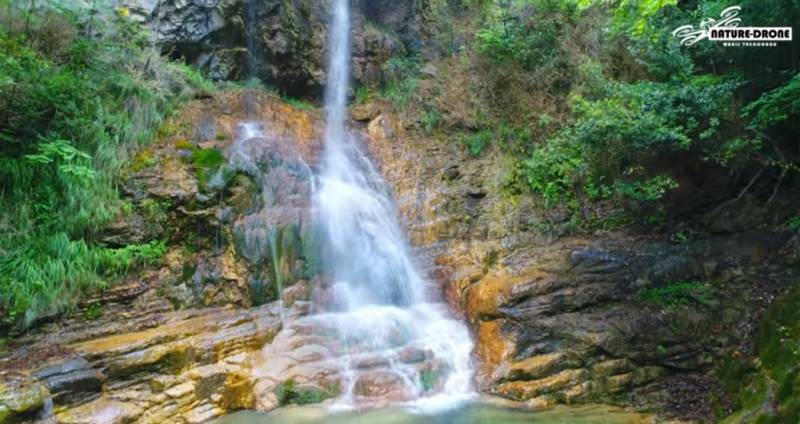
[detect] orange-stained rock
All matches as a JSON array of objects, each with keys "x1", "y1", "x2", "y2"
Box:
[
  {"x1": 465, "y1": 270, "x2": 547, "y2": 321},
  {"x1": 497, "y1": 369, "x2": 589, "y2": 401},
  {"x1": 175, "y1": 89, "x2": 324, "y2": 165},
  {"x1": 506, "y1": 352, "x2": 570, "y2": 381},
  {"x1": 474, "y1": 319, "x2": 514, "y2": 389},
  {"x1": 221, "y1": 245, "x2": 248, "y2": 289}
]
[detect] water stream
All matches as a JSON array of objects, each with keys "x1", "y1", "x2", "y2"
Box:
[
  {"x1": 310, "y1": 0, "x2": 473, "y2": 408},
  {"x1": 211, "y1": 403, "x2": 654, "y2": 424}
]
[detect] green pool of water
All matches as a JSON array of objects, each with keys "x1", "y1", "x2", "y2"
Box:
[{"x1": 209, "y1": 402, "x2": 655, "y2": 424}]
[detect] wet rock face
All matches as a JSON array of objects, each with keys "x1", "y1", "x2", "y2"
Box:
[
  {"x1": 19, "y1": 305, "x2": 283, "y2": 424},
  {"x1": 135, "y1": 0, "x2": 423, "y2": 95},
  {"x1": 32, "y1": 357, "x2": 105, "y2": 405},
  {"x1": 0, "y1": 374, "x2": 49, "y2": 423},
  {"x1": 359, "y1": 0, "x2": 426, "y2": 44},
  {"x1": 113, "y1": 90, "x2": 324, "y2": 311},
  {"x1": 360, "y1": 112, "x2": 798, "y2": 416}
]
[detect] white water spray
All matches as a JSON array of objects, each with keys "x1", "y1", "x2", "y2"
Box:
[{"x1": 312, "y1": 0, "x2": 474, "y2": 409}]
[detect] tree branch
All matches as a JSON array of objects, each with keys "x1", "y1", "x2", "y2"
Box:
[{"x1": 708, "y1": 168, "x2": 764, "y2": 216}]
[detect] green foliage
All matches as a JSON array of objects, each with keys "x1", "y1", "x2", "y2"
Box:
[
  {"x1": 578, "y1": 0, "x2": 677, "y2": 36},
  {"x1": 749, "y1": 285, "x2": 800, "y2": 423},
  {"x1": 420, "y1": 108, "x2": 442, "y2": 132},
  {"x1": 523, "y1": 138, "x2": 584, "y2": 205},
  {"x1": 462, "y1": 0, "x2": 800, "y2": 227},
  {"x1": 0, "y1": 3, "x2": 211, "y2": 327},
  {"x1": 0, "y1": 239, "x2": 166, "y2": 326},
  {"x1": 275, "y1": 379, "x2": 338, "y2": 406},
  {"x1": 788, "y1": 216, "x2": 800, "y2": 233},
  {"x1": 523, "y1": 74, "x2": 740, "y2": 209},
  {"x1": 476, "y1": 0, "x2": 577, "y2": 69},
  {"x1": 282, "y1": 95, "x2": 317, "y2": 112},
  {"x1": 461, "y1": 129, "x2": 494, "y2": 156},
  {"x1": 191, "y1": 148, "x2": 224, "y2": 169},
  {"x1": 639, "y1": 281, "x2": 712, "y2": 308},
  {"x1": 569, "y1": 75, "x2": 736, "y2": 160},
  {"x1": 743, "y1": 73, "x2": 800, "y2": 131},
  {"x1": 192, "y1": 148, "x2": 224, "y2": 189},
  {"x1": 614, "y1": 175, "x2": 679, "y2": 202},
  {"x1": 382, "y1": 54, "x2": 422, "y2": 107},
  {"x1": 720, "y1": 284, "x2": 800, "y2": 423},
  {"x1": 354, "y1": 85, "x2": 376, "y2": 104}
]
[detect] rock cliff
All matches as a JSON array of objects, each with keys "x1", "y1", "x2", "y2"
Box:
[{"x1": 123, "y1": 0, "x2": 425, "y2": 95}]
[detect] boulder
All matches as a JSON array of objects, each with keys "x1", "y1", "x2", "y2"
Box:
[
  {"x1": 33, "y1": 357, "x2": 105, "y2": 405},
  {"x1": 0, "y1": 374, "x2": 50, "y2": 423}
]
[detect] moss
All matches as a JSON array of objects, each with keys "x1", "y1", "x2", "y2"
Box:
[
  {"x1": 283, "y1": 96, "x2": 317, "y2": 111},
  {"x1": 301, "y1": 226, "x2": 319, "y2": 279},
  {"x1": 131, "y1": 149, "x2": 157, "y2": 171},
  {"x1": 419, "y1": 368, "x2": 442, "y2": 392},
  {"x1": 174, "y1": 139, "x2": 195, "y2": 150},
  {"x1": 140, "y1": 198, "x2": 170, "y2": 226},
  {"x1": 750, "y1": 284, "x2": 800, "y2": 423},
  {"x1": 192, "y1": 148, "x2": 224, "y2": 169},
  {"x1": 80, "y1": 303, "x2": 103, "y2": 320},
  {"x1": 156, "y1": 119, "x2": 186, "y2": 139},
  {"x1": 189, "y1": 148, "x2": 225, "y2": 190},
  {"x1": 638, "y1": 281, "x2": 713, "y2": 308},
  {"x1": 248, "y1": 278, "x2": 270, "y2": 307},
  {"x1": 720, "y1": 284, "x2": 800, "y2": 423},
  {"x1": 274, "y1": 379, "x2": 338, "y2": 406}
]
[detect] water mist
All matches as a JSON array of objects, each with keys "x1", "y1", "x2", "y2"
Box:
[{"x1": 311, "y1": 0, "x2": 474, "y2": 409}]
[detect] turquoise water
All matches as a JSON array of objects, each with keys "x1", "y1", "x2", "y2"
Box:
[{"x1": 208, "y1": 403, "x2": 655, "y2": 424}]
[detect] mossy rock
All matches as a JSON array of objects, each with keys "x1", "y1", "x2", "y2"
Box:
[
  {"x1": 0, "y1": 375, "x2": 50, "y2": 423},
  {"x1": 274, "y1": 379, "x2": 338, "y2": 406},
  {"x1": 719, "y1": 284, "x2": 800, "y2": 423}
]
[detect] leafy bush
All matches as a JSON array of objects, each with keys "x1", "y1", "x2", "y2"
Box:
[
  {"x1": 0, "y1": 3, "x2": 210, "y2": 327},
  {"x1": 788, "y1": 216, "x2": 800, "y2": 233},
  {"x1": 742, "y1": 73, "x2": 800, "y2": 132},
  {"x1": 476, "y1": 0, "x2": 577, "y2": 69},
  {"x1": 464, "y1": 0, "x2": 800, "y2": 225},
  {"x1": 523, "y1": 74, "x2": 738, "y2": 208},
  {"x1": 523, "y1": 137, "x2": 584, "y2": 205},
  {"x1": 382, "y1": 54, "x2": 422, "y2": 107}
]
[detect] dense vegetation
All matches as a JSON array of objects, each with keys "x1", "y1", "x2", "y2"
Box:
[
  {"x1": 0, "y1": 3, "x2": 211, "y2": 328},
  {"x1": 369, "y1": 0, "x2": 799, "y2": 231},
  {"x1": 359, "y1": 1, "x2": 799, "y2": 421}
]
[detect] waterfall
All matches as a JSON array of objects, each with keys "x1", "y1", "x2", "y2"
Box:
[
  {"x1": 311, "y1": 0, "x2": 474, "y2": 408},
  {"x1": 316, "y1": 0, "x2": 422, "y2": 309},
  {"x1": 244, "y1": 0, "x2": 260, "y2": 79}
]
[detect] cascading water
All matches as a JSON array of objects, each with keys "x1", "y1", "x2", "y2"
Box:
[
  {"x1": 310, "y1": 0, "x2": 474, "y2": 408},
  {"x1": 244, "y1": 0, "x2": 260, "y2": 80}
]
